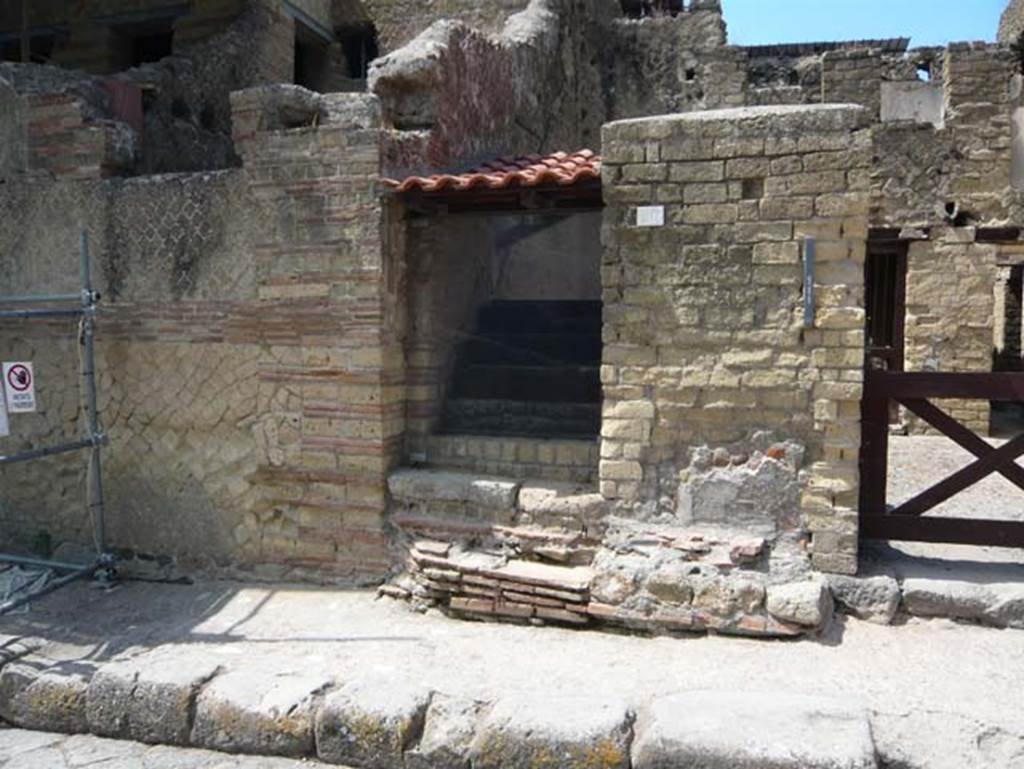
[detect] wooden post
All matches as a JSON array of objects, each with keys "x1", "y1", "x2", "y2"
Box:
[{"x1": 20, "y1": 0, "x2": 30, "y2": 63}]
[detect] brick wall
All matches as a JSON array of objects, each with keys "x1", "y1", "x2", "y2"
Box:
[
  {"x1": 600, "y1": 104, "x2": 871, "y2": 575},
  {"x1": 231, "y1": 87, "x2": 399, "y2": 579},
  {"x1": 0, "y1": 87, "x2": 399, "y2": 582}
]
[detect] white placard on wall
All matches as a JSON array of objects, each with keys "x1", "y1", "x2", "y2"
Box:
[
  {"x1": 3, "y1": 362, "x2": 36, "y2": 413},
  {"x1": 636, "y1": 205, "x2": 665, "y2": 228}
]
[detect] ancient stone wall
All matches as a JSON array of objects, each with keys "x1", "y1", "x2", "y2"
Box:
[
  {"x1": 359, "y1": 0, "x2": 531, "y2": 54},
  {"x1": 0, "y1": 87, "x2": 397, "y2": 581},
  {"x1": 605, "y1": 11, "x2": 741, "y2": 121},
  {"x1": 902, "y1": 234, "x2": 999, "y2": 433},
  {"x1": 0, "y1": 2, "x2": 301, "y2": 176},
  {"x1": 821, "y1": 49, "x2": 884, "y2": 120},
  {"x1": 0, "y1": 171, "x2": 267, "y2": 564},
  {"x1": 871, "y1": 44, "x2": 1017, "y2": 228},
  {"x1": 1000, "y1": 0, "x2": 1024, "y2": 44},
  {"x1": 601, "y1": 105, "x2": 871, "y2": 575}
]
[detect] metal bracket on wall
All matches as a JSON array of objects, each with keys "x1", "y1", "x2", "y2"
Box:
[
  {"x1": 0, "y1": 232, "x2": 115, "y2": 616},
  {"x1": 803, "y1": 237, "x2": 816, "y2": 329}
]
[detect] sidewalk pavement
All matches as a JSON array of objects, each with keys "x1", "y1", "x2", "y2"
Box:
[{"x1": 0, "y1": 578, "x2": 1021, "y2": 768}]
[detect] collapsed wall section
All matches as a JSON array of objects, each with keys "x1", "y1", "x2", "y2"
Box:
[
  {"x1": 601, "y1": 105, "x2": 871, "y2": 574},
  {"x1": 369, "y1": 0, "x2": 620, "y2": 179}
]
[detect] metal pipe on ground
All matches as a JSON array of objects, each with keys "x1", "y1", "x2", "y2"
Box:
[{"x1": 0, "y1": 562, "x2": 98, "y2": 616}]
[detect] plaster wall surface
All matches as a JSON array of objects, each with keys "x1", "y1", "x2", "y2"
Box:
[{"x1": 880, "y1": 80, "x2": 944, "y2": 127}]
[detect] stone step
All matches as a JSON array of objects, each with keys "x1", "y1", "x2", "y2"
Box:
[
  {"x1": 460, "y1": 332, "x2": 601, "y2": 366},
  {"x1": 388, "y1": 467, "x2": 606, "y2": 534},
  {"x1": 443, "y1": 398, "x2": 599, "y2": 438},
  {"x1": 450, "y1": 363, "x2": 600, "y2": 402},
  {"x1": 477, "y1": 300, "x2": 602, "y2": 334},
  {"x1": 422, "y1": 434, "x2": 599, "y2": 484}
]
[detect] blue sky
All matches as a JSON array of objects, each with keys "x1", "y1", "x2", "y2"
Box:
[{"x1": 722, "y1": 0, "x2": 1006, "y2": 47}]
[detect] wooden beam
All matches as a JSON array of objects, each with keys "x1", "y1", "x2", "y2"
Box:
[
  {"x1": 861, "y1": 515, "x2": 1024, "y2": 547},
  {"x1": 866, "y1": 372, "x2": 1024, "y2": 401},
  {"x1": 891, "y1": 432, "x2": 1024, "y2": 516},
  {"x1": 899, "y1": 398, "x2": 1024, "y2": 493}
]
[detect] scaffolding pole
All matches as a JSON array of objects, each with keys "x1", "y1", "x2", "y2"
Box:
[{"x1": 0, "y1": 232, "x2": 113, "y2": 615}]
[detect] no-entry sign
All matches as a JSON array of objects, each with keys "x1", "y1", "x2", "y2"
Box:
[{"x1": 3, "y1": 362, "x2": 36, "y2": 413}]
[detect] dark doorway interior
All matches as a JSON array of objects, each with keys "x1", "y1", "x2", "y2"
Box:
[
  {"x1": 444, "y1": 300, "x2": 602, "y2": 438},
  {"x1": 865, "y1": 238, "x2": 908, "y2": 425},
  {"x1": 865, "y1": 239, "x2": 908, "y2": 374}
]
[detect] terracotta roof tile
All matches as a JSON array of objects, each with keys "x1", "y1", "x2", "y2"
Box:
[{"x1": 383, "y1": 149, "x2": 601, "y2": 194}]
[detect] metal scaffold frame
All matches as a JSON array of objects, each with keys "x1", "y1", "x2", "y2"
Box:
[{"x1": 0, "y1": 232, "x2": 114, "y2": 615}]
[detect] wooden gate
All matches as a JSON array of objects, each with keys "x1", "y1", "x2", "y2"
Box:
[{"x1": 859, "y1": 372, "x2": 1024, "y2": 546}]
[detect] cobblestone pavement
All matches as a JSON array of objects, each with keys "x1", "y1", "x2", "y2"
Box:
[{"x1": 0, "y1": 727, "x2": 333, "y2": 768}]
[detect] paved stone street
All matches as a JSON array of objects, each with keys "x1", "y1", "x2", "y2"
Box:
[
  {"x1": 0, "y1": 574, "x2": 1022, "y2": 769},
  {"x1": 0, "y1": 728, "x2": 334, "y2": 768}
]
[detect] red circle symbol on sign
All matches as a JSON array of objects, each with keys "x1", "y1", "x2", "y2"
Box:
[{"x1": 7, "y1": 365, "x2": 31, "y2": 392}]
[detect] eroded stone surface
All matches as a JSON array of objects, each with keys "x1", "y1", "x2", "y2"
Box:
[
  {"x1": 191, "y1": 669, "x2": 330, "y2": 757},
  {"x1": 827, "y1": 575, "x2": 900, "y2": 625},
  {"x1": 314, "y1": 678, "x2": 431, "y2": 769},
  {"x1": 469, "y1": 694, "x2": 632, "y2": 769},
  {"x1": 405, "y1": 694, "x2": 484, "y2": 769},
  {"x1": 0, "y1": 661, "x2": 90, "y2": 735},
  {"x1": 87, "y1": 650, "x2": 222, "y2": 745},
  {"x1": 632, "y1": 691, "x2": 877, "y2": 769}
]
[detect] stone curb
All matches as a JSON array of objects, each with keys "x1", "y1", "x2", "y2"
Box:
[{"x1": 0, "y1": 654, "x2": 882, "y2": 769}]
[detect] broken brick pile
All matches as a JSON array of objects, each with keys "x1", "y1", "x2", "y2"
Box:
[{"x1": 382, "y1": 525, "x2": 828, "y2": 639}]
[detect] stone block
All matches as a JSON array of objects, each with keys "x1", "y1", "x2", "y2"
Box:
[
  {"x1": 388, "y1": 469, "x2": 520, "y2": 511},
  {"x1": 632, "y1": 691, "x2": 877, "y2": 769},
  {"x1": 315, "y1": 678, "x2": 431, "y2": 768},
  {"x1": 901, "y1": 578, "x2": 1024, "y2": 629},
  {"x1": 87, "y1": 650, "x2": 222, "y2": 745},
  {"x1": 0, "y1": 661, "x2": 89, "y2": 734},
  {"x1": 826, "y1": 575, "x2": 900, "y2": 625},
  {"x1": 191, "y1": 670, "x2": 330, "y2": 756},
  {"x1": 405, "y1": 694, "x2": 484, "y2": 769},
  {"x1": 766, "y1": 579, "x2": 834, "y2": 629},
  {"x1": 469, "y1": 695, "x2": 631, "y2": 769}
]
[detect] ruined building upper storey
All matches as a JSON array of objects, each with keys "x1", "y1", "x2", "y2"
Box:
[{"x1": 1, "y1": 0, "x2": 1023, "y2": 232}]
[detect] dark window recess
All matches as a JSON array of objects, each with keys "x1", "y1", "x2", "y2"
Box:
[
  {"x1": 111, "y1": 18, "x2": 175, "y2": 69},
  {"x1": 620, "y1": 0, "x2": 686, "y2": 18},
  {"x1": 1, "y1": 35, "x2": 56, "y2": 64},
  {"x1": 337, "y1": 22, "x2": 379, "y2": 79},
  {"x1": 864, "y1": 240, "x2": 908, "y2": 375},
  {"x1": 741, "y1": 178, "x2": 765, "y2": 200},
  {"x1": 294, "y1": 35, "x2": 329, "y2": 90},
  {"x1": 131, "y1": 30, "x2": 173, "y2": 65}
]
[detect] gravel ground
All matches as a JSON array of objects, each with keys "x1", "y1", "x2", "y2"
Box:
[
  {"x1": 888, "y1": 435, "x2": 1024, "y2": 521},
  {"x1": 886, "y1": 435, "x2": 1024, "y2": 565}
]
